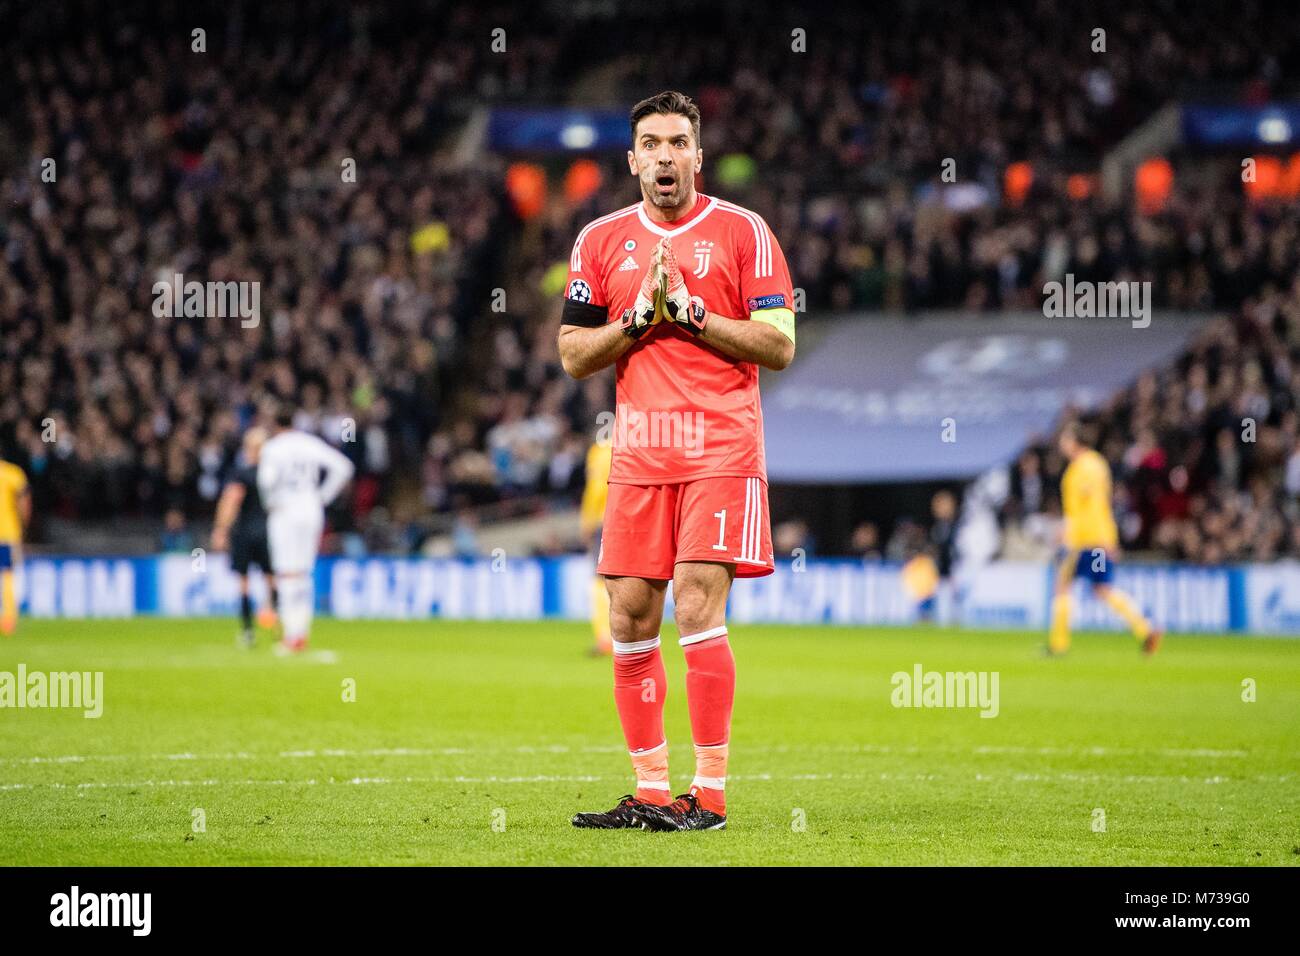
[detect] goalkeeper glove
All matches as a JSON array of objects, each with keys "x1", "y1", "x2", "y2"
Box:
[
  {"x1": 659, "y1": 238, "x2": 708, "y2": 335},
  {"x1": 619, "y1": 244, "x2": 665, "y2": 340}
]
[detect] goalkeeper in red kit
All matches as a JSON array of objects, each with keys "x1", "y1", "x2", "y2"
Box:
[{"x1": 559, "y1": 91, "x2": 796, "y2": 831}]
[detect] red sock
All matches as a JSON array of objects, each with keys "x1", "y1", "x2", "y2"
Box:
[
  {"x1": 613, "y1": 636, "x2": 670, "y2": 805},
  {"x1": 681, "y1": 627, "x2": 734, "y2": 815}
]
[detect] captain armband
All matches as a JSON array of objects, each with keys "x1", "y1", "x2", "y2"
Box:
[
  {"x1": 750, "y1": 307, "x2": 795, "y2": 345},
  {"x1": 561, "y1": 297, "x2": 609, "y2": 328}
]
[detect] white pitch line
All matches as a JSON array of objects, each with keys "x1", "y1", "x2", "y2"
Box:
[
  {"x1": 0, "y1": 742, "x2": 1269, "y2": 767},
  {"x1": 0, "y1": 746, "x2": 623, "y2": 766},
  {"x1": 970, "y1": 745, "x2": 1252, "y2": 759},
  {"x1": 0, "y1": 771, "x2": 1291, "y2": 793},
  {"x1": 0, "y1": 774, "x2": 611, "y2": 792}
]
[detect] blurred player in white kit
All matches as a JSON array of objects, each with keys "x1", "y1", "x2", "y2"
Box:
[{"x1": 257, "y1": 404, "x2": 355, "y2": 654}]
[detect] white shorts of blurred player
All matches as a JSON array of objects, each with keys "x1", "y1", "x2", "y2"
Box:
[
  {"x1": 266, "y1": 509, "x2": 323, "y2": 644},
  {"x1": 267, "y1": 509, "x2": 323, "y2": 575}
]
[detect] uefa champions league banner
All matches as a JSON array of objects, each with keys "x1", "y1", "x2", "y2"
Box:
[
  {"x1": 958, "y1": 561, "x2": 1239, "y2": 632},
  {"x1": 1241, "y1": 562, "x2": 1300, "y2": 633},
  {"x1": 1181, "y1": 103, "x2": 1300, "y2": 148},
  {"x1": 725, "y1": 560, "x2": 918, "y2": 625},
  {"x1": 763, "y1": 314, "x2": 1207, "y2": 482},
  {"x1": 153, "y1": 554, "x2": 547, "y2": 619},
  {"x1": 17, "y1": 556, "x2": 147, "y2": 618},
  {"x1": 13, "y1": 554, "x2": 924, "y2": 626},
  {"x1": 12, "y1": 554, "x2": 1300, "y2": 635},
  {"x1": 487, "y1": 108, "x2": 630, "y2": 152}
]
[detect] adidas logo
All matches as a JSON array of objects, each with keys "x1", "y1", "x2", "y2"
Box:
[{"x1": 617, "y1": 255, "x2": 638, "y2": 272}]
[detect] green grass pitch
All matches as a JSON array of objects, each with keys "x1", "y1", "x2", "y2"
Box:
[{"x1": 1, "y1": 617, "x2": 1297, "y2": 866}]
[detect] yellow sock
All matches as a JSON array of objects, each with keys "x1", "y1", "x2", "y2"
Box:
[
  {"x1": 591, "y1": 577, "x2": 611, "y2": 652},
  {"x1": 1102, "y1": 588, "x2": 1151, "y2": 641},
  {"x1": 1049, "y1": 593, "x2": 1072, "y2": 653},
  {"x1": 1, "y1": 570, "x2": 15, "y2": 616},
  {"x1": 0, "y1": 572, "x2": 16, "y2": 632}
]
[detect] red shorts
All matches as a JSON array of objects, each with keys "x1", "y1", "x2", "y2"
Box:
[{"x1": 597, "y1": 476, "x2": 774, "y2": 580}]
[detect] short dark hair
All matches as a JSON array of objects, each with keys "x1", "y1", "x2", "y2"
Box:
[
  {"x1": 629, "y1": 91, "x2": 701, "y2": 148},
  {"x1": 1061, "y1": 419, "x2": 1098, "y2": 448}
]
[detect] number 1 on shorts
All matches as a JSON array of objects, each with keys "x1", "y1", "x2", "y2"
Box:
[{"x1": 713, "y1": 509, "x2": 728, "y2": 551}]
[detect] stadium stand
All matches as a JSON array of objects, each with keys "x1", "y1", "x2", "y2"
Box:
[{"x1": 2, "y1": 0, "x2": 1298, "y2": 563}]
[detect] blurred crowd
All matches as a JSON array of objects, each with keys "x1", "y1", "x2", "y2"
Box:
[
  {"x1": 2, "y1": 0, "x2": 1298, "y2": 560},
  {"x1": 1, "y1": 1, "x2": 542, "y2": 548}
]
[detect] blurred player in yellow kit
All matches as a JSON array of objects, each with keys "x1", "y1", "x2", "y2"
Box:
[
  {"x1": 0, "y1": 457, "x2": 32, "y2": 636},
  {"x1": 580, "y1": 435, "x2": 613, "y2": 655},
  {"x1": 1050, "y1": 422, "x2": 1162, "y2": 656}
]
